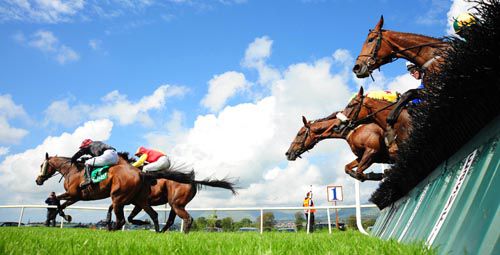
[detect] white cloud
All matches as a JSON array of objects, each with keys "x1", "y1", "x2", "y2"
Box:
[
  {"x1": 0, "y1": 0, "x2": 85, "y2": 23},
  {"x1": 386, "y1": 73, "x2": 420, "y2": 94},
  {"x1": 144, "y1": 38, "x2": 371, "y2": 208},
  {"x1": 44, "y1": 85, "x2": 189, "y2": 127},
  {"x1": 242, "y1": 36, "x2": 281, "y2": 86},
  {"x1": 0, "y1": 94, "x2": 29, "y2": 145},
  {"x1": 0, "y1": 147, "x2": 9, "y2": 156},
  {"x1": 17, "y1": 30, "x2": 80, "y2": 64},
  {"x1": 201, "y1": 71, "x2": 251, "y2": 112},
  {"x1": 0, "y1": 119, "x2": 113, "y2": 204},
  {"x1": 88, "y1": 39, "x2": 101, "y2": 50}
]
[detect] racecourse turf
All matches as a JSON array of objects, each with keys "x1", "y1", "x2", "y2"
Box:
[{"x1": 0, "y1": 227, "x2": 435, "y2": 255}]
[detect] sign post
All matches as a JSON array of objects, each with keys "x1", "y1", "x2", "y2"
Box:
[{"x1": 327, "y1": 185, "x2": 343, "y2": 230}]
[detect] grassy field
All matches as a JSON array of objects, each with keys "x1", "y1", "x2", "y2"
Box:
[{"x1": 0, "y1": 227, "x2": 435, "y2": 255}]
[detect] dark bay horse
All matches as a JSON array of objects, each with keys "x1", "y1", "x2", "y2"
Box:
[
  {"x1": 125, "y1": 177, "x2": 236, "y2": 233},
  {"x1": 35, "y1": 153, "x2": 194, "y2": 232},
  {"x1": 352, "y1": 16, "x2": 449, "y2": 124},
  {"x1": 286, "y1": 113, "x2": 389, "y2": 181},
  {"x1": 110, "y1": 153, "x2": 237, "y2": 233},
  {"x1": 341, "y1": 87, "x2": 411, "y2": 158}
]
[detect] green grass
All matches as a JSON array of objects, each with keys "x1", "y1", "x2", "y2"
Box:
[{"x1": 0, "y1": 227, "x2": 435, "y2": 255}]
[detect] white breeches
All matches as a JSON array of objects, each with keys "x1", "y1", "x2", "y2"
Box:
[
  {"x1": 85, "y1": 149, "x2": 119, "y2": 167},
  {"x1": 143, "y1": 155, "x2": 171, "y2": 172}
]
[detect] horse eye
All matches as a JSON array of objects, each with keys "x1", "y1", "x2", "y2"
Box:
[{"x1": 368, "y1": 37, "x2": 374, "y2": 43}]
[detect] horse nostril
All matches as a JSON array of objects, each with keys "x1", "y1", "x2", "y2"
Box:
[
  {"x1": 353, "y1": 64, "x2": 360, "y2": 72},
  {"x1": 285, "y1": 152, "x2": 289, "y2": 156}
]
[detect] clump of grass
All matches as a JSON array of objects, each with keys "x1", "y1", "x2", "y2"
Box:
[{"x1": 0, "y1": 227, "x2": 434, "y2": 255}]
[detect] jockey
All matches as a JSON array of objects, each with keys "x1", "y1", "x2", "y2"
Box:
[
  {"x1": 406, "y1": 61, "x2": 424, "y2": 105},
  {"x1": 453, "y1": 12, "x2": 476, "y2": 39},
  {"x1": 132, "y1": 146, "x2": 171, "y2": 172},
  {"x1": 70, "y1": 139, "x2": 119, "y2": 187}
]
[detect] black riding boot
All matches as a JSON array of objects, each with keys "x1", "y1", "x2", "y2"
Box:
[{"x1": 80, "y1": 165, "x2": 92, "y2": 187}]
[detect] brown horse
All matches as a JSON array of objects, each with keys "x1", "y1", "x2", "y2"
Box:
[
  {"x1": 286, "y1": 113, "x2": 389, "y2": 181},
  {"x1": 123, "y1": 177, "x2": 236, "y2": 233},
  {"x1": 352, "y1": 16, "x2": 449, "y2": 125},
  {"x1": 35, "y1": 153, "x2": 194, "y2": 232},
  {"x1": 341, "y1": 87, "x2": 411, "y2": 157}
]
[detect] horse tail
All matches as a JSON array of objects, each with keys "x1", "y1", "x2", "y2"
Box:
[
  {"x1": 141, "y1": 169, "x2": 195, "y2": 184},
  {"x1": 194, "y1": 177, "x2": 238, "y2": 195}
]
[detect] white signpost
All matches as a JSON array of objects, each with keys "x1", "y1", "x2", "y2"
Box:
[{"x1": 327, "y1": 185, "x2": 343, "y2": 233}]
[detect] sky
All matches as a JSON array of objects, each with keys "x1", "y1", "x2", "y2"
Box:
[{"x1": 0, "y1": 0, "x2": 475, "y2": 221}]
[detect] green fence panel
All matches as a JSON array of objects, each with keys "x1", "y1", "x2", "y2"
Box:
[{"x1": 371, "y1": 116, "x2": 500, "y2": 255}]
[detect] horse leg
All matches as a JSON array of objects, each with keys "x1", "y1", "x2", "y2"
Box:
[
  {"x1": 112, "y1": 204, "x2": 126, "y2": 231},
  {"x1": 58, "y1": 199, "x2": 77, "y2": 222},
  {"x1": 127, "y1": 206, "x2": 150, "y2": 225},
  {"x1": 356, "y1": 149, "x2": 379, "y2": 182},
  {"x1": 106, "y1": 205, "x2": 113, "y2": 231},
  {"x1": 141, "y1": 205, "x2": 159, "y2": 233},
  {"x1": 172, "y1": 206, "x2": 193, "y2": 234},
  {"x1": 344, "y1": 159, "x2": 359, "y2": 180},
  {"x1": 161, "y1": 210, "x2": 177, "y2": 233}
]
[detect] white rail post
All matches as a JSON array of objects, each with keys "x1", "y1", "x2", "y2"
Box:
[
  {"x1": 180, "y1": 220, "x2": 184, "y2": 233},
  {"x1": 355, "y1": 180, "x2": 369, "y2": 235},
  {"x1": 18, "y1": 207, "x2": 25, "y2": 227},
  {"x1": 327, "y1": 208, "x2": 332, "y2": 234},
  {"x1": 260, "y1": 209, "x2": 264, "y2": 234},
  {"x1": 306, "y1": 209, "x2": 311, "y2": 234},
  {"x1": 60, "y1": 215, "x2": 64, "y2": 228}
]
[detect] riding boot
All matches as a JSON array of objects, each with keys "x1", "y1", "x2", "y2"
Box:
[{"x1": 80, "y1": 165, "x2": 92, "y2": 187}]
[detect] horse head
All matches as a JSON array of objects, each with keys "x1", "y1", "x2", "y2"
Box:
[
  {"x1": 341, "y1": 87, "x2": 366, "y2": 121},
  {"x1": 353, "y1": 16, "x2": 395, "y2": 78},
  {"x1": 286, "y1": 116, "x2": 316, "y2": 161},
  {"x1": 35, "y1": 153, "x2": 59, "y2": 185}
]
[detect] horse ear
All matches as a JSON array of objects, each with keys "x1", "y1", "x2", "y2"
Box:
[
  {"x1": 45, "y1": 152, "x2": 49, "y2": 160},
  {"x1": 358, "y1": 86, "x2": 364, "y2": 97},
  {"x1": 375, "y1": 15, "x2": 384, "y2": 31},
  {"x1": 302, "y1": 116, "x2": 310, "y2": 127}
]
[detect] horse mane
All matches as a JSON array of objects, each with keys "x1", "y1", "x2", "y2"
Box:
[
  {"x1": 383, "y1": 29, "x2": 446, "y2": 42},
  {"x1": 311, "y1": 111, "x2": 340, "y2": 123}
]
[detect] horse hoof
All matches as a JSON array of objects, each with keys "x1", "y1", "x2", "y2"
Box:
[{"x1": 64, "y1": 215, "x2": 72, "y2": 223}]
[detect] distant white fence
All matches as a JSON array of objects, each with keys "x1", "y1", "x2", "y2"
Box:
[{"x1": 1, "y1": 181, "x2": 376, "y2": 234}]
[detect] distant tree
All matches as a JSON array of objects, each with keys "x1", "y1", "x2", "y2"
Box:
[
  {"x1": 207, "y1": 212, "x2": 218, "y2": 228},
  {"x1": 295, "y1": 212, "x2": 305, "y2": 231},
  {"x1": 221, "y1": 217, "x2": 234, "y2": 232},
  {"x1": 194, "y1": 217, "x2": 208, "y2": 231},
  {"x1": 256, "y1": 212, "x2": 276, "y2": 231},
  {"x1": 347, "y1": 215, "x2": 357, "y2": 230},
  {"x1": 362, "y1": 218, "x2": 376, "y2": 229},
  {"x1": 240, "y1": 218, "x2": 253, "y2": 227}
]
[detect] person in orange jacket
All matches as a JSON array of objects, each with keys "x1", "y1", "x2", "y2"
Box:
[
  {"x1": 132, "y1": 146, "x2": 171, "y2": 172},
  {"x1": 303, "y1": 191, "x2": 316, "y2": 232}
]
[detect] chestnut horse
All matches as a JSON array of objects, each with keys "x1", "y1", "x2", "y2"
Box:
[
  {"x1": 352, "y1": 16, "x2": 449, "y2": 124},
  {"x1": 124, "y1": 177, "x2": 236, "y2": 233},
  {"x1": 35, "y1": 153, "x2": 194, "y2": 232},
  {"x1": 341, "y1": 87, "x2": 411, "y2": 157},
  {"x1": 286, "y1": 113, "x2": 388, "y2": 181}
]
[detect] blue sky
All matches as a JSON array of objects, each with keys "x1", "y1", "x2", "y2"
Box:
[{"x1": 0, "y1": 0, "x2": 473, "y2": 221}]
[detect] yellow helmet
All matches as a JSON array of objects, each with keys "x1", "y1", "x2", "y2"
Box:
[{"x1": 453, "y1": 12, "x2": 476, "y2": 33}]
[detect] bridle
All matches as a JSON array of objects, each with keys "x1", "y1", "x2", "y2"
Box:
[
  {"x1": 291, "y1": 126, "x2": 315, "y2": 157},
  {"x1": 39, "y1": 159, "x2": 68, "y2": 181},
  {"x1": 357, "y1": 29, "x2": 448, "y2": 75}
]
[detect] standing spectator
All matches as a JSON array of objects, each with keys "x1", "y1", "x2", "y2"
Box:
[
  {"x1": 45, "y1": 192, "x2": 60, "y2": 227},
  {"x1": 303, "y1": 191, "x2": 316, "y2": 232}
]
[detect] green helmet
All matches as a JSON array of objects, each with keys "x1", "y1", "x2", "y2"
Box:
[{"x1": 453, "y1": 12, "x2": 476, "y2": 33}]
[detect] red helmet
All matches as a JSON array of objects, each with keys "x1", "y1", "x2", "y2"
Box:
[{"x1": 79, "y1": 139, "x2": 93, "y2": 149}]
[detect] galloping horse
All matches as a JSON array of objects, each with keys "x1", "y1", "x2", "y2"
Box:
[
  {"x1": 125, "y1": 178, "x2": 236, "y2": 233},
  {"x1": 341, "y1": 87, "x2": 411, "y2": 157},
  {"x1": 286, "y1": 113, "x2": 389, "y2": 181},
  {"x1": 115, "y1": 153, "x2": 237, "y2": 233},
  {"x1": 35, "y1": 153, "x2": 194, "y2": 232},
  {"x1": 352, "y1": 16, "x2": 449, "y2": 124}
]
